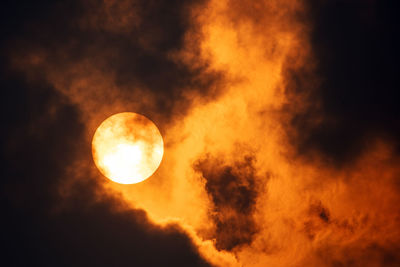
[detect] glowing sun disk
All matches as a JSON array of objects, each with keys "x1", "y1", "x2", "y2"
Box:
[{"x1": 92, "y1": 112, "x2": 164, "y2": 184}]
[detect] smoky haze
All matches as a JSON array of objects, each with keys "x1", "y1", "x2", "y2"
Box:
[{"x1": 1, "y1": 0, "x2": 400, "y2": 266}]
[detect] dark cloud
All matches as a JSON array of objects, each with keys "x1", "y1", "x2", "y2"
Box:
[
  {"x1": 194, "y1": 153, "x2": 262, "y2": 251},
  {"x1": 0, "y1": 1, "x2": 218, "y2": 266},
  {"x1": 0, "y1": 68, "x2": 211, "y2": 266},
  {"x1": 284, "y1": 0, "x2": 400, "y2": 166},
  {"x1": 5, "y1": 0, "x2": 222, "y2": 124}
]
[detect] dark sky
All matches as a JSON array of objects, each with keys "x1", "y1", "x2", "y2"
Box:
[
  {"x1": 285, "y1": 0, "x2": 400, "y2": 166},
  {"x1": 1, "y1": 0, "x2": 399, "y2": 266}
]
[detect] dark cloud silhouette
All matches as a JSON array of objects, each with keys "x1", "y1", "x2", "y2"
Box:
[
  {"x1": 0, "y1": 1, "x2": 217, "y2": 266},
  {"x1": 284, "y1": 0, "x2": 400, "y2": 165},
  {"x1": 0, "y1": 69, "x2": 212, "y2": 266},
  {"x1": 5, "y1": 0, "x2": 222, "y2": 125},
  {"x1": 194, "y1": 154, "x2": 262, "y2": 251}
]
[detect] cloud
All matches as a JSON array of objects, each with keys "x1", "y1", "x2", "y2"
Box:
[
  {"x1": 194, "y1": 152, "x2": 263, "y2": 251},
  {"x1": 2, "y1": 0, "x2": 400, "y2": 266},
  {"x1": 283, "y1": 0, "x2": 400, "y2": 165},
  {"x1": 1, "y1": 1, "x2": 219, "y2": 266},
  {"x1": 0, "y1": 71, "x2": 212, "y2": 266},
  {"x1": 7, "y1": 0, "x2": 223, "y2": 129}
]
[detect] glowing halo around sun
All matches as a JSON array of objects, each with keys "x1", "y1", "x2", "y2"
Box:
[{"x1": 92, "y1": 112, "x2": 164, "y2": 184}]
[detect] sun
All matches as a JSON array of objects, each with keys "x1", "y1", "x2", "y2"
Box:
[{"x1": 92, "y1": 112, "x2": 164, "y2": 184}]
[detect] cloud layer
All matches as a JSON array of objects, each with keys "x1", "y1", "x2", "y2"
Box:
[{"x1": 2, "y1": 0, "x2": 399, "y2": 266}]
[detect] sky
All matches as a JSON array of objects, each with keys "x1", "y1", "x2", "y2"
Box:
[{"x1": 1, "y1": 0, "x2": 400, "y2": 266}]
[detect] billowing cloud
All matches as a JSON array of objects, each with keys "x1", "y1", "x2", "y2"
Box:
[
  {"x1": 2, "y1": 0, "x2": 399, "y2": 266},
  {"x1": 194, "y1": 153, "x2": 263, "y2": 251}
]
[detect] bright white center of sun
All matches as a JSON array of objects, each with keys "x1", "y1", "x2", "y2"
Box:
[
  {"x1": 101, "y1": 143, "x2": 143, "y2": 184},
  {"x1": 92, "y1": 112, "x2": 164, "y2": 184}
]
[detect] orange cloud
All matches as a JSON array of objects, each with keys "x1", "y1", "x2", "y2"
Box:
[{"x1": 7, "y1": 0, "x2": 400, "y2": 266}]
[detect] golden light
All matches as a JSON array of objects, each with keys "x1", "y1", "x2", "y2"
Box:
[{"x1": 92, "y1": 112, "x2": 164, "y2": 184}]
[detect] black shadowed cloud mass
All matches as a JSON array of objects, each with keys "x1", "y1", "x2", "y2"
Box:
[
  {"x1": 284, "y1": 0, "x2": 400, "y2": 166},
  {"x1": 1, "y1": 0, "x2": 215, "y2": 266}
]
